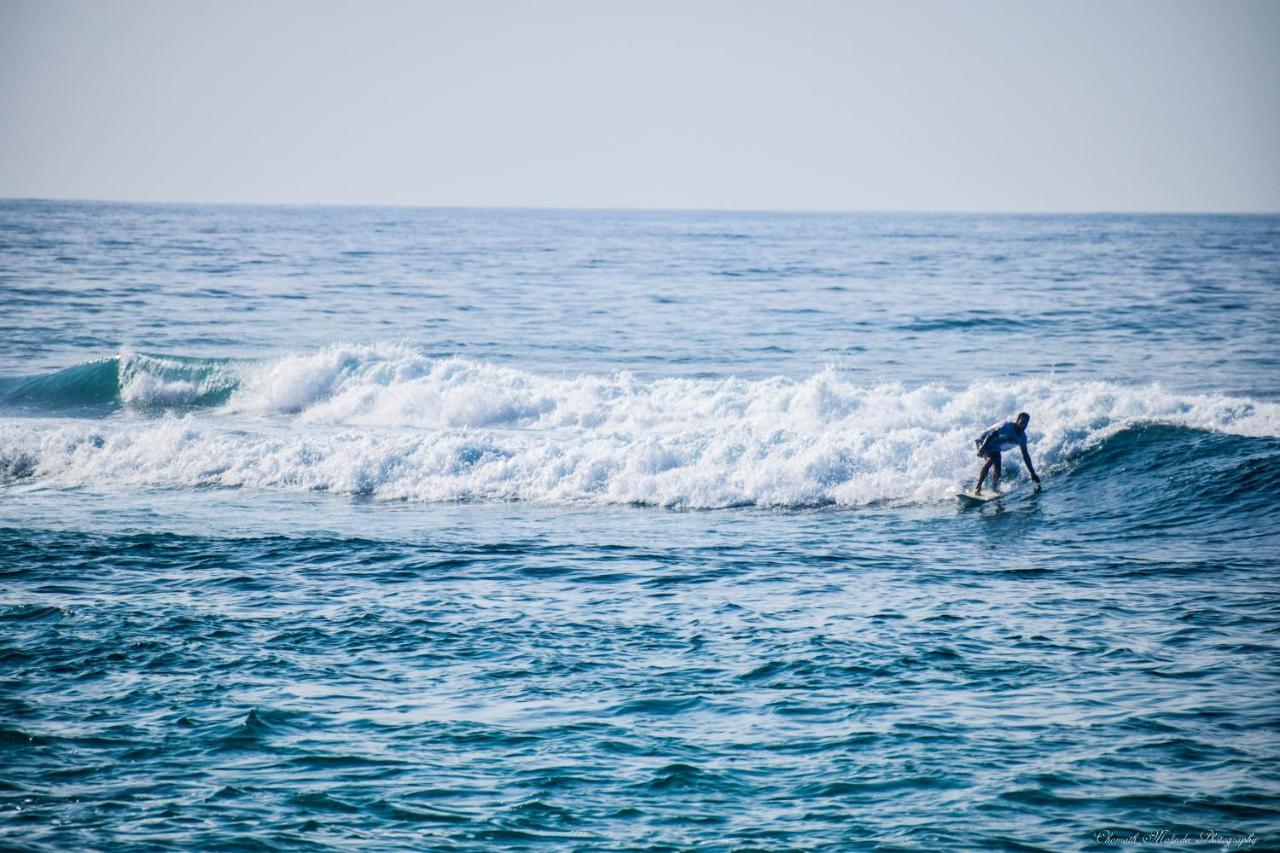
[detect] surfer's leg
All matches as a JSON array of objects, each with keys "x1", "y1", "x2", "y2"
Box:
[
  {"x1": 990, "y1": 452, "x2": 1002, "y2": 491},
  {"x1": 975, "y1": 455, "x2": 994, "y2": 493}
]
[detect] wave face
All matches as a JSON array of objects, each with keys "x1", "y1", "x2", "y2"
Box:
[
  {"x1": 2, "y1": 345, "x2": 1277, "y2": 507},
  {"x1": 0, "y1": 352, "x2": 238, "y2": 413}
]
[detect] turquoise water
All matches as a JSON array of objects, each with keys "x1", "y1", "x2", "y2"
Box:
[{"x1": 2, "y1": 201, "x2": 1278, "y2": 850}]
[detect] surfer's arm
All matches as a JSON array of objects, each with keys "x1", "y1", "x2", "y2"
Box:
[{"x1": 1020, "y1": 444, "x2": 1040, "y2": 483}]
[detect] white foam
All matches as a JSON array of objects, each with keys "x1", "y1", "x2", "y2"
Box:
[
  {"x1": 116, "y1": 352, "x2": 235, "y2": 408},
  {"x1": 118, "y1": 371, "x2": 203, "y2": 407},
  {"x1": 4, "y1": 346, "x2": 1277, "y2": 508}
]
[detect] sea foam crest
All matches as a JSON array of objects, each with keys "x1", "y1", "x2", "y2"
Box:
[
  {"x1": 221, "y1": 344, "x2": 1280, "y2": 437},
  {"x1": 1, "y1": 345, "x2": 1276, "y2": 507}
]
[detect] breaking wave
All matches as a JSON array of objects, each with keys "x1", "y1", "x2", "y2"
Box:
[{"x1": 1, "y1": 345, "x2": 1277, "y2": 507}]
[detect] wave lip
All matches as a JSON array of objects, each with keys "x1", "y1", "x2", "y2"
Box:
[
  {"x1": 6, "y1": 344, "x2": 1278, "y2": 438},
  {"x1": 2, "y1": 346, "x2": 1278, "y2": 508},
  {"x1": 0, "y1": 352, "x2": 239, "y2": 413}
]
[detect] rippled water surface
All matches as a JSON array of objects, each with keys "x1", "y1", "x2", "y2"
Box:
[{"x1": 2, "y1": 201, "x2": 1278, "y2": 850}]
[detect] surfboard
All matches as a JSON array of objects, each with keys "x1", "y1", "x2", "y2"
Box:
[{"x1": 956, "y1": 486, "x2": 1015, "y2": 507}]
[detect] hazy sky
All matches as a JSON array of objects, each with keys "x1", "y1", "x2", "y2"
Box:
[{"x1": 2, "y1": 0, "x2": 1277, "y2": 211}]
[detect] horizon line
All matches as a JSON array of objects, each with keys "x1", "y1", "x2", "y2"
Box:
[{"x1": 2, "y1": 194, "x2": 1278, "y2": 217}]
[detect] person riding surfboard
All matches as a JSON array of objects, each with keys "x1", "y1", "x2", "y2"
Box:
[{"x1": 974, "y1": 411, "x2": 1041, "y2": 495}]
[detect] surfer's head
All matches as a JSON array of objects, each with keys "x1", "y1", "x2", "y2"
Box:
[{"x1": 1015, "y1": 412, "x2": 1030, "y2": 430}]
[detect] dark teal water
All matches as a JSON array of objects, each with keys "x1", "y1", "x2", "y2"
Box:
[{"x1": 2, "y1": 201, "x2": 1278, "y2": 850}]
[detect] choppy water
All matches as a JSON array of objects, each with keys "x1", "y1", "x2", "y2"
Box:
[{"x1": 2, "y1": 200, "x2": 1278, "y2": 850}]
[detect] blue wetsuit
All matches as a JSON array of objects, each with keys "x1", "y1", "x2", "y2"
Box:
[{"x1": 975, "y1": 421, "x2": 1027, "y2": 458}]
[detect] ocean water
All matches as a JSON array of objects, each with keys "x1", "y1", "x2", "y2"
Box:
[{"x1": 1, "y1": 200, "x2": 1278, "y2": 851}]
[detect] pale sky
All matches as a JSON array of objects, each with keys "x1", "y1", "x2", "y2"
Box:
[{"x1": 1, "y1": 0, "x2": 1277, "y2": 212}]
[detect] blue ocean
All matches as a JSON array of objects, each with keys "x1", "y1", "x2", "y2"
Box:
[{"x1": 2, "y1": 200, "x2": 1278, "y2": 851}]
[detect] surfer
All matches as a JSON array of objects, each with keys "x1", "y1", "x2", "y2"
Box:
[{"x1": 974, "y1": 412, "x2": 1041, "y2": 495}]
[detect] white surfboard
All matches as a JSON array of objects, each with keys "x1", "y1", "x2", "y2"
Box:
[{"x1": 956, "y1": 486, "x2": 1016, "y2": 506}]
